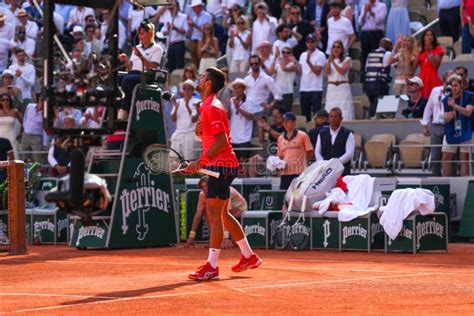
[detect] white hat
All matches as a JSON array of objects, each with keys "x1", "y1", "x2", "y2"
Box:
[
  {"x1": 179, "y1": 79, "x2": 196, "y2": 90},
  {"x1": 0, "y1": 12, "x2": 6, "y2": 21},
  {"x1": 2, "y1": 69, "x2": 14, "y2": 77},
  {"x1": 406, "y1": 76, "x2": 424, "y2": 88},
  {"x1": 230, "y1": 78, "x2": 247, "y2": 90},
  {"x1": 72, "y1": 25, "x2": 84, "y2": 34},
  {"x1": 189, "y1": 0, "x2": 204, "y2": 8}
]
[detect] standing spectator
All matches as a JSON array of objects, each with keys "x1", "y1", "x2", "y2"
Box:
[
  {"x1": 358, "y1": 0, "x2": 386, "y2": 69},
  {"x1": 0, "y1": 93, "x2": 22, "y2": 158},
  {"x1": 206, "y1": 0, "x2": 224, "y2": 24},
  {"x1": 19, "y1": 98, "x2": 44, "y2": 163},
  {"x1": 84, "y1": 24, "x2": 101, "y2": 57},
  {"x1": 48, "y1": 116, "x2": 74, "y2": 176},
  {"x1": 308, "y1": 109, "x2": 330, "y2": 147},
  {"x1": 338, "y1": 0, "x2": 355, "y2": 23},
  {"x1": 365, "y1": 38, "x2": 392, "y2": 117},
  {"x1": 271, "y1": 47, "x2": 301, "y2": 112},
  {"x1": 0, "y1": 12, "x2": 14, "y2": 41},
  {"x1": 441, "y1": 74, "x2": 474, "y2": 176},
  {"x1": 385, "y1": 0, "x2": 410, "y2": 44},
  {"x1": 0, "y1": 70, "x2": 21, "y2": 104},
  {"x1": 100, "y1": 9, "x2": 126, "y2": 52},
  {"x1": 462, "y1": 0, "x2": 474, "y2": 54},
  {"x1": 243, "y1": 55, "x2": 282, "y2": 115},
  {"x1": 455, "y1": 66, "x2": 474, "y2": 92},
  {"x1": 438, "y1": 0, "x2": 461, "y2": 43},
  {"x1": 272, "y1": 24, "x2": 298, "y2": 56},
  {"x1": 389, "y1": 35, "x2": 417, "y2": 96},
  {"x1": 299, "y1": 34, "x2": 326, "y2": 122},
  {"x1": 222, "y1": 3, "x2": 244, "y2": 29},
  {"x1": 251, "y1": 2, "x2": 278, "y2": 54},
  {"x1": 420, "y1": 70, "x2": 454, "y2": 176},
  {"x1": 306, "y1": 0, "x2": 330, "y2": 53},
  {"x1": 8, "y1": 48, "x2": 35, "y2": 105},
  {"x1": 228, "y1": 78, "x2": 255, "y2": 167},
  {"x1": 402, "y1": 76, "x2": 428, "y2": 118},
  {"x1": 277, "y1": 112, "x2": 314, "y2": 190},
  {"x1": 228, "y1": 15, "x2": 251, "y2": 73},
  {"x1": 414, "y1": 29, "x2": 444, "y2": 98},
  {"x1": 54, "y1": 106, "x2": 82, "y2": 127},
  {"x1": 162, "y1": 3, "x2": 188, "y2": 72},
  {"x1": 197, "y1": 23, "x2": 219, "y2": 73},
  {"x1": 256, "y1": 41, "x2": 275, "y2": 76},
  {"x1": 326, "y1": 1, "x2": 355, "y2": 56},
  {"x1": 170, "y1": 63, "x2": 198, "y2": 98},
  {"x1": 325, "y1": 40, "x2": 353, "y2": 120},
  {"x1": 315, "y1": 107, "x2": 355, "y2": 176},
  {"x1": 67, "y1": 6, "x2": 95, "y2": 29},
  {"x1": 127, "y1": 4, "x2": 148, "y2": 44},
  {"x1": 170, "y1": 79, "x2": 200, "y2": 160},
  {"x1": 10, "y1": 25, "x2": 35, "y2": 61},
  {"x1": 288, "y1": 4, "x2": 315, "y2": 59},
  {"x1": 81, "y1": 107, "x2": 104, "y2": 128},
  {"x1": 16, "y1": 9, "x2": 37, "y2": 40},
  {"x1": 187, "y1": 0, "x2": 212, "y2": 66}
]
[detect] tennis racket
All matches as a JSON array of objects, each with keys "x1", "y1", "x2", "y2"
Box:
[{"x1": 142, "y1": 144, "x2": 220, "y2": 178}]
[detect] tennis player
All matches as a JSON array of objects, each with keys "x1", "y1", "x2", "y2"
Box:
[{"x1": 184, "y1": 67, "x2": 262, "y2": 281}]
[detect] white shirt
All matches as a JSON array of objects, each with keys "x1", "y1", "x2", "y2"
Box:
[
  {"x1": 206, "y1": 0, "x2": 223, "y2": 19},
  {"x1": 358, "y1": 1, "x2": 387, "y2": 31},
  {"x1": 8, "y1": 62, "x2": 36, "y2": 99},
  {"x1": 22, "y1": 20, "x2": 38, "y2": 40},
  {"x1": 275, "y1": 60, "x2": 297, "y2": 95},
  {"x1": 67, "y1": 7, "x2": 95, "y2": 28},
  {"x1": 100, "y1": 20, "x2": 127, "y2": 50},
  {"x1": 326, "y1": 16, "x2": 354, "y2": 55},
  {"x1": 251, "y1": 16, "x2": 278, "y2": 54},
  {"x1": 130, "y1": 43, "x2": 162, "y2": 71},
  {"x1": 231, "y1": 30, "x2": 251, "y2": 61},
  {"x1": 128, "y1": 8, "x2": 146, "y2": 33},
  {"x1": 315, "y1": 126, "x2": 355, "y2": 164},
  {"x1": 10, "y1": 37, "x2": 35, "y2": 60},
  {"x1": 229, "y1": 97, "x2": 254, "y2": 144},
  {"x1": 299, "y1": 49, "x2": 326, "y2": 92},
  {"x1": 420, "y1": 86, "x2": 445, "y2": 126},
  {"x1": 244, "y1": 71, "x2": 282, "y2": 113},
  {"x1": 81, "y1": 107, "x2": 102, "y2": 128},
  {"x1": 0, "y1": 38, "x2": 10, "y2": 71},
  {"x1": 53, "y1": 11, "x2": 64, "y2": 35},
  {"x1": 170, "y1": 97, "x2": 199, "y2": 132},
  {"x1": 161, "y1": 11, "x2": 189, "y2": 43},
  {"x1": 0, "y1": 22, "x2": 14, "y2": 41},
  {"x1": 222, "y1": 0, "x2": 246, "y2": 9},
  {"x1": 190, "y1": 10, "x2": 213, "y2": 41},
  {"x1": 272, "y1": 38, "x2": 298, "y2": 56}
]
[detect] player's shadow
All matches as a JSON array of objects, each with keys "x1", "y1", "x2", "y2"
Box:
[{"x1": 60, "y1": 275, "x2": 252, "y2": 306}]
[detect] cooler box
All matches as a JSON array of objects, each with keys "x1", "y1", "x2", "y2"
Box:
[
  {"x1": 257, "y1": 190, "x2": 286, "y2": 211},
  {"x1": 310, "y1": 211, "x2": 340, "y2": 250},
  {"x1": 385, "y1": 212, "x2": 448, "y2": 253},
  {"x1": 241, "y1": 210, "x2": 282, "y2": 249}
]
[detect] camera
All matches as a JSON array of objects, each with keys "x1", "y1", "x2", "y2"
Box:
[{"x1": 444, "y1": 84, "x2": 452, "y2": 97}]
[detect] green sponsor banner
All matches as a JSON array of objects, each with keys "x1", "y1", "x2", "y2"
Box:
[
  {"x1": 32, "y1": 209, "x2": 68, "y2": 243},
  {"x1": 243, "y1": 184, "x2": 272, "y2": 211},
  {"x1": 258, "y1": 190, "x2": 286, "y2": 211},
  {"x1": 311, "y1": 217, "x2": 339, "y2": 250},
  {"x1": 0, "y1": 209, "x2": 32, "y2": 244},
  {"x1": 340, "y1": 218, "x2": 369, "y2": 251},
  {"x1": 414, "y1": 214, "x2": 447, "y2": 252},
  {"x1": 289, "y1": 214, "x2": 311, "y2": 250},
  {"x1": 70, "y1": 220, "x2": 108, "y2": 248},
  {"x1": 241, "y1": 211, "x2": 281, "y2": 249},
  {"x1": 370, "y1": 213, "x2": 385, "y2": 250},
  {"x1": 184, "y1": 189, "x2": 209, "y2": 241},
  {"x1": 459, "y1": 180, "x2": 474, "y2": 237},
  {"x1": 386, "y1": 220, "x2": 415, "y2": 252}
]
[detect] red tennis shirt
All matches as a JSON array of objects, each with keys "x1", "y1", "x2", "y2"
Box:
[{"x1": 199, "y1": 94, "x2": 239, "y2": 168}]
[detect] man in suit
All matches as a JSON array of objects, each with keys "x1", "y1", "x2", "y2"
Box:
[{"x1": 305, "y1": 0, "x2": 330, "y2": 52}]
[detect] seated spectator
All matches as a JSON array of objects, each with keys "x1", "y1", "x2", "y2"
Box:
[
  {"x1": 271, "y1": 46, "x2": 301, "y2": 112},
  {"x1": 197, "y1": 23, "x2": 219, "y2": 73},
  {"x1": 228, "y1": 15, "x2": 251, "y2": 73},
  {"x1": 402, "y1": 76, "x2": 427, "y2": 118},
  {"x1": 19, "y1": 97, "x2": 45, "y2": 163},
  {"x1": 170, "y1": 79, "x2": 200, "y2": 160},
  {"x1": 441, "y1": 74, "x2": 474, "y2": 176},
  {"x1": 48, "y1": 115, "x2": 74, "y2": 176},
  {"x1": 308, "y1": 109, "x2": 329, "y2": 147},
  {"x1": 315, "y1": 107, "x2": 355, "y2": 176},
  {"x1": 277, "y1": 112, "x2": 313, "y2": 189},
  {"x1": 183, "y1": 177, "x2": 247, "y2": 249},
  {"x1": 117, "y1": 20, "x2": 162, "y2": 120},
  {"x1": 389, "y1": 35, "x2": 417, "y2": 96}
]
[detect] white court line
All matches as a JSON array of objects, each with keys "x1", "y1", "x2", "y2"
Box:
[
  {"x1": 0, "y1": 293, "x2": 117, "y2": 299},
  {"x1": 11, "y1": 272, "x2": 445, "y2": 313},
  {"x1": 1, "y1": 258, "x2": 472, "y2": 276}
]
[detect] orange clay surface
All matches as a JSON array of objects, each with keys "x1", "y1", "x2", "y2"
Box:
[{"x1": 1, "y1": 243, "x2": 474, "y2": 315}]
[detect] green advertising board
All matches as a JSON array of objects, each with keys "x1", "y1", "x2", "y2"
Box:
[
  {"x1": 258, "y1": 190, "x2": 286, "y2": 211},
  {"x1": 340, "y1": 215, "x2": 371, "y2": 251},
  {"x1": 459, "y1": 180, "x2": 474, "y2": 237},
  {"x1": 311, "y1": 212, "x2": 340, "y2": 250},
  {"x1": 70, "y1": 219, "x2": 109, "y2": 248},
  {"x1": 241, "y1": 211, "x2": 282, "y2": 249},
  {"x1": 32, "y1": 208, "x2": 68, "y2": 244}
]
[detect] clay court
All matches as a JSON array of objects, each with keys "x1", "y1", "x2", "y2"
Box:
[{"x1": 1, "y1": 244, "x2": 474, "y2": 314}]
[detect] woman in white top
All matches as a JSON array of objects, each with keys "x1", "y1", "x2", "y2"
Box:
[
  {"x1": 170, "y1": 79, "x2": 200, "y2": 160},
  {"x1": 118, "y1": 21, "x2": 162, "y2": 119},
  {"x1": 0, "y1": 94, "x2": 22, "y2": 158},
  {"x1": 324, "y1": 40, "x2": 353, "y2": 120},
  {"x1": 228, "y1": 15, "x2": 251, "y2": 73},
  {"x1": 197, "y1": 23, "x2": 219, "y2": 74},
  {"x1": 270, "y1": 47, "x2": 301, "y2": 112}
]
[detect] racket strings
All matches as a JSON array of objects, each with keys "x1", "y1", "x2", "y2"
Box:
[{"x1": 145, "y1": 147, "x2": 180, "y2": 174}]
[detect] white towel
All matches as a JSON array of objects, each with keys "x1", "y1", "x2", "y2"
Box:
[
  {"x1": 266, "y1": 155, "x2": 286, "y2": 172},
  {"x1": 379, "y1": 188, "x2": 435, "y2": 240},
  {"x1": 338, "y1": 174, "x2": 376, "y2": 221}
]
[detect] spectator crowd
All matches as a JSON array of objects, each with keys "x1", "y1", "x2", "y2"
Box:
[{"x1": 0, "y1": 0, "x2": 474, "y2": 179}]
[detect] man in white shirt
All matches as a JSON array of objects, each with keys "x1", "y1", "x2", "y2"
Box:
[
  {"x1": 16, "y1": 9, "x2": 38, "y2": 40},
  {"x1": 162, "y1": 3, "x2": 188, "y2": 72},
  {"x1": 244, "y1": 55, "x2": 282, "y2": 115},
  {"x1": 420, "y1": 71, "x2": 454, "y2": 176},
  {"x1": 315, "y1": 107, "x2": 355, "y2": 175},
  {"x1": 299, "y1": 34, "x2": 326, "y2": 122},
  {"x1": 272, "y1": 24, "x2": 298, "y2": 56},
  {"x1": 8, "y1": 48, "x2": 35, "y2": 103},
  {"x1": 99, "y1": 9, "x2": 126, "y2": 52},
  {"x1": 10, "y1": 25, "x2": 35, "y2": 61},
  {"x1": 67, "y1": 6, "x2": 95, "y2": 29},
  {"x1": 187, "y1": 0, "x2": 212, "y2": 66},
  {"x1": 251, "y1": 2, "x2": 278, "y2": 54},
  {"x1": 358, "y1": 0, "x2": 387, "y2": 70},
  {"x1": 326, "y1": 2, "x2": 355, "y2": 55},
  {"x1": 170, "y1": 79, "x2": 200, "y2": 160},
  {"x1": 0, "y1": 12, "x2": 13, "y2": 41}
]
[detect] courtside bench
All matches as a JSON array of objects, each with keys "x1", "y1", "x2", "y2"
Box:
[{"x1": 385, "y1": 212, "x2": 448, "y2": 253}]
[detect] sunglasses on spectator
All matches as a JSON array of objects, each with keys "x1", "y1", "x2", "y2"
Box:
[
  {"x1": 282, "y1": 51, "x2": 291, "y2": 54},
  {"x1": 249, "y1": 62, "x2": 259, "y2": 66},
  {"x1": 237, "y1": 21, "x2": 245, "y2": 25},
  {"x1": 184, "y1": 69, "x2": 194, "y2": 73}
]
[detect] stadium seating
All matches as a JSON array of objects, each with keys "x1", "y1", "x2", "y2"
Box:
[
  {"x1": 398, "y1": 133, "x2": 430, "y2": 168},
  {"x1": 169, "y1": 68, "x2": 184, "y2": 87},
  {"x1": 352, "y1": 134, "x2": 363, "y2": 170},
  {"x1": 364, "y1": 134, "x2": 396, "y2": 168},
  {"x1": 454, "y1": 54, "x2": 472, "y2": 62},
  {"x1": 296, "y1": 115, "x2": 308, "y2": 129}
]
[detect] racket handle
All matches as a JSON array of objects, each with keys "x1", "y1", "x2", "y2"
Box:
[{"x1": 198, "y1": 168, "x2": 220, "y2": 178}]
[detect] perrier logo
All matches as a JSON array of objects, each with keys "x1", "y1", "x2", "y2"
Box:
[{"x1": 120, "y1": 162, "x2": 171, "y2": 241}]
